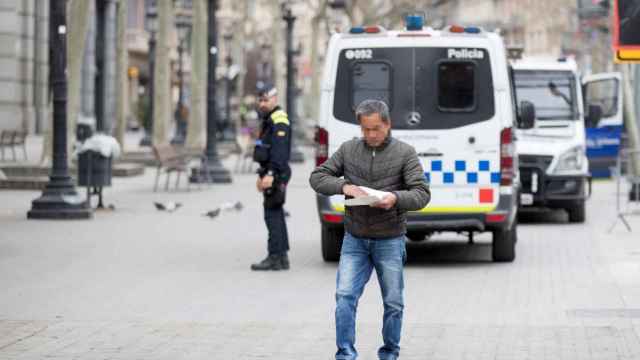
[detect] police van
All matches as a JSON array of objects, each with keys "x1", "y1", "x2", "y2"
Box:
[
  {"x1": 511, "y1": 57, "x2": 590, "y2": 222},
  {"x1": 511, "y1": 56, "x2": 621, "y2": 222},
  {"x1": 314, "y1": 16, "x2": 535, "y2": 263}
]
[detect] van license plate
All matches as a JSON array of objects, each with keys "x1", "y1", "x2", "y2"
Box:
[{"x1": 520, "y1": 193, "x2": 534, "y2": 206}]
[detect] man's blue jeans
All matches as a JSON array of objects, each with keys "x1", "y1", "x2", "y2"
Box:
[{"x1": 335, "y1": 232, "x2": 406, "y2": 360}]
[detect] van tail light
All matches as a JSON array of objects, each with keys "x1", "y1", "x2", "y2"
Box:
[
  {"x1": 500, "y1": 127, "x2": 515, "y2": 186},
  {"x1": 486, "y1": 212, "x2": 507, "y2": 223},
  {"x1": 315, "y1": 126, "x2": 329, "y2": 166},
  {"x1": 322, "y1": 213, "x2": 344, "y2": 223}
]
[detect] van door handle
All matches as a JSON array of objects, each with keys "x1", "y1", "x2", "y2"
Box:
[{"x1": 418, "y1": 152, "x2": 443, "y2": 157}]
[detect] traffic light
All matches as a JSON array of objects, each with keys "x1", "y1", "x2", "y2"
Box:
[{"x1": 614, "y1": 0, "x2": 640, "y2": 62}]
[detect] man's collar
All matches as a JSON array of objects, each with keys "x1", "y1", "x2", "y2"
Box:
[{"x1": 362, "y1": 133, "x2": 393, "y2": 150}]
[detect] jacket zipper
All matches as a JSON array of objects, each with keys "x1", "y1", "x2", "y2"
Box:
[{"x1": 370, "y1": 149, "x2": 376, "y2": 181}]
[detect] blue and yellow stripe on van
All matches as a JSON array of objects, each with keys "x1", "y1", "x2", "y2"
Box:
[
  {"x1": 424, "y1": 159, "x2": 500, "y2": 185},
  {"x1": 331, "y1": 204, "x2": 496, "y2": 214}
]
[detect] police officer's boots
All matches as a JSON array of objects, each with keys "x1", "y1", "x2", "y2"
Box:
[
  {"x1": 251, "y1": 254, "x2": 283, "y2": 271},
  {"x1": 280, "y1": 253, "x2": 290, "y2": 270}
]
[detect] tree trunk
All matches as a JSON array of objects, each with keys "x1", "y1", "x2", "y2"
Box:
[
  {"x1": 186, "y1": 0, "x2": 207, "y2": 149},
  {"x1": 309, "y1": 12, "x2": 324, "y2": 124},
  {"x1": 153, "y1": 0, "x2": 173, "y2": 146},
  {"x1": 271, "y1": 1, "x2": 286, "y2": 106},
  {"x1": 65, "y1": 0, "x2": 92, "y2": 164},
  {"x1": 114, "y1": 0, "x2": 129, "y2": 148}
]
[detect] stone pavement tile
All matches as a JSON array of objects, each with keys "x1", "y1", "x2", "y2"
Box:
[{"x1": 3, "y1": 319, "x2": 640, "y2": 359}]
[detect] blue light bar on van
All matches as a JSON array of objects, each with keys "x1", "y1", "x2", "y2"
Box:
[
  {"x1": 349, "y1": 27, "x2": 365, "y2": 34},
  {"x1": 464, "y1": 26, "x2": 481, "y2": 34},
  {"x1": 405, "y1": 14, "x2": 424, "y2": 31}
]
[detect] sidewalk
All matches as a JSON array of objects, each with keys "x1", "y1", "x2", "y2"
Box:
[{"x1": 2, "y1": 151, "x2": 640, "y2": 359}]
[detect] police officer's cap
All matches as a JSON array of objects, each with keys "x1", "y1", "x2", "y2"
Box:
[{"x1": 256, "y1": 82, "x2": 278, "y2": 98}]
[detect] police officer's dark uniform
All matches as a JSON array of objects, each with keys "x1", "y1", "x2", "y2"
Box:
[{"x1": 251, "y1": 86, "x2": 292, "y2": 271}]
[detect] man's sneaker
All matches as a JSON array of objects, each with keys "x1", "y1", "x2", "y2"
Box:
[
  {"x1": 280, "y1": 253, "x2": 290, "y2": 270},
  {"x1": 250, "y1": 255, "x2": 283, "y2": 271}
]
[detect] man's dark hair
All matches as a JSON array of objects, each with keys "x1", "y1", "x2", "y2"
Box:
[{"x1": 355, "y1": 99, "x2": 390, "y2": 123}]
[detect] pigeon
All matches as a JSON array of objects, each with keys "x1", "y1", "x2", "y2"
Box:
[
  {"x1": 202, "y1": 201, "x2": 243, "y2": 219},
  {"x1": 154, "y1": 201, "x2": 182, "y2": 213},
  {"x1": 203, "y1": 208, "x2": 221, "y2": 219},
  {"x1": 219, "y1": 201, "x2": 243, "y2": 212}
]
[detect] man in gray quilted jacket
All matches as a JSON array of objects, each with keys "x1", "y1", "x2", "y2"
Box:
[{"x1": 309, "y1": 99, "x2": 430, "y2": 360}]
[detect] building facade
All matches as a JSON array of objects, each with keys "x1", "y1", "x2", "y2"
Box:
[{"x1": 0, "y1": 0, "x2": 48, "y2": 134}]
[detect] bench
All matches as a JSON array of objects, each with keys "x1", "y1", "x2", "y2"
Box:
[
  {"x1": 152, "y1": 144, "x2": 204, "y2": 191},
  {"x1": 0, "y1": 130, "x2": 27, "y2": 162},
  {"x1": 233, "y1": 133, "x2": 256, "y2": 174}
]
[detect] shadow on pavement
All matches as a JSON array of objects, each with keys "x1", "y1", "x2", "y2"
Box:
[
  {"x1": 517, "y1": 208, "x2": 569, "y2": 225},
  {"x1": 405, "y1": 240, "x2": 493, "y2": 266}
]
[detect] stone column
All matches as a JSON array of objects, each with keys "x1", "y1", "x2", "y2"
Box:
[
  {"x1": 17, "y1": 0, "x2": 36, "y2": 134},
  {"x1": 114, "y1": 0, "x2": 129, "y2": 147},
  {"x1": 153, "y1": 0, "x2": 173, "y2": 145},
  {"x1": 270, "y1": 1, "x2": 285, "y2": 103},
  {"x1": 33, "y1": 0, "x2": 49, "y2": 135},
  {"x1": 186, "y1": 0, "x2": 207, "y2": 149},
  {"x1": 95, "y1": 0, "x2": 117, "y2": 134},
  {"x1": 80, "y1": 1, "x2": 96, "y2": 124}
]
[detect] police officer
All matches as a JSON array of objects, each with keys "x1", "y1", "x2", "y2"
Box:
[{"x1": 251, "y1": 84, "x2": 292, "y2": 271}]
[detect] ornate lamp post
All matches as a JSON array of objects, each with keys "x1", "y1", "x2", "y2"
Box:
[
  {"x1": 190, "y1": 0, "x2": 232, "y2": 183},
  {"x1": 281, "y1": 1, "x2": 305, "y2": 163},
  {"x1": 28, "y1": 0, "x2": 92, "y2": 219}
]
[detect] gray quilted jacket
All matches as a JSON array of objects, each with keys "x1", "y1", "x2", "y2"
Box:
[{"x1": 309, "y1": 136, "x2": 430, "y2": 239}]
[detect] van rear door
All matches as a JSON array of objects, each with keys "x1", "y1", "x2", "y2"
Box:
[
  {"x1": 331, "y1": 46, "x2": 502, "y2": 214},
  {"x1": 582, "y1": 73, "x2": 623, "y2": 177}
]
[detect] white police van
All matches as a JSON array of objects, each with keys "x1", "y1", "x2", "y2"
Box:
[
  {"x1": 511, "y1": 57, "x2": 589, "y2": 222},
  {"x1": 314, "y1": 15, "x2": 535, "y2": 263},
  {"x1": 511, "y1": 56, "x2": 621, "y2": 222}
]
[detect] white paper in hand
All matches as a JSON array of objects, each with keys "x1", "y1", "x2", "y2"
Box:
[{"x1": 345, "y1": 186, "x2": 392, "y2": 206}]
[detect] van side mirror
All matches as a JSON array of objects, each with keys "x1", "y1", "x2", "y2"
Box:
[
  {"x1": 518, "y1": 101, "x2": 535, "y2": 129},
  {"x1": 586, "y1": 104, "x2": 603, "y2": 127}
]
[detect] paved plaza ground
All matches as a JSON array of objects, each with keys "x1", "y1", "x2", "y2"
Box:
[{"x1": 2, "y1": 135, "x2": 640, "y2": 359}]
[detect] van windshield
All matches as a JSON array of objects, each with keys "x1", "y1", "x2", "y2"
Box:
[
  {"x1": 332, "y1": 47, "x2": 495, "y2": 130},
  {"x1": 514, "y1": 70, "x2": 577, "y2": 121}
]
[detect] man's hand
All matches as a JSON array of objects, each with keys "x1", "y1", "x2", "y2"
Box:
[
  {"x1": 371, "y1": 193, "x2": 397, "y2": 210},
  {"x1": 256, "y1": 177, "x2": 264, "y2": 192},
  {"x1": 260, "y1": 175, "x2": 274, "y2": 191},
  {"x1": 342, "y1": 184, "x2": 368, "y2": 198}
]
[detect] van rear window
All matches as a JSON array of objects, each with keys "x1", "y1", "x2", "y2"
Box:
[
  {"x1": 438, "y1": 62, "x2": 476, "y2": 111},
  {"x1": 333, "y1": 47, "x2": 495, "y2": 130},
  {"x1": 352, "y1": 62, "x2": 392, "y2": 109}
]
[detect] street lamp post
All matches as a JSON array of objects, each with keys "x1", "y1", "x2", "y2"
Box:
[
  {"x1": 171, "y1": 13, "x2": 191, "y2": 145},
  {"x1": 139, "y1": 5, "x2": 158, "y2": 147},
  {"x1": 190, "y1": 0, "x2": 232, "y2": 183},
  {"x1": 27, "y1": 0, "x2": 92, "y2": 220},
  {"x1": 223, "y1": 32, "x2": 233, "y2": 141},
  {"x1": 282, "y1": 2, "x2": 305, "y2": 163}
]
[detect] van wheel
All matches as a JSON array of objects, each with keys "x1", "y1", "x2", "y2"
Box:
[
  {"x1": 567, "y1": 202, "x2": 586, "y2": 223},
  {"x1": 492, "y1": 224, "x2": 516, "y2": 262},
  {"x1": 322, "y1": 224, "x2": 344, "y2": 262}
]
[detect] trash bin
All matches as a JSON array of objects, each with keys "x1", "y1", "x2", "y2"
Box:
[
  {"x1": 75, "y1": 134, "x2": 121, "y2": 209},
  {"x1": 78, "y1": 150, "x2": 112, "y2": 187}
]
